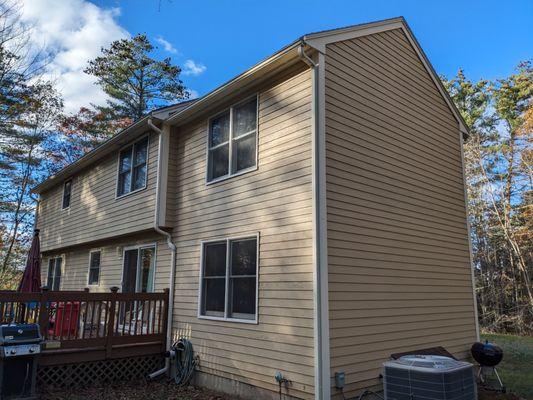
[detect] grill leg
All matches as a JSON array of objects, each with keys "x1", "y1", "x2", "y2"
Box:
[
  {"x1": 477, "y1": 365, "x2": 485, "y2": 383},
  {"x1": 493, "y1": 368, "x2": 505, "y2": 392}
]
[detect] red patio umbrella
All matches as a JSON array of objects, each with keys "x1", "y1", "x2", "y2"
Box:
[{"x1": 18, "y1": 229, "x2": 42, "y2": 293}]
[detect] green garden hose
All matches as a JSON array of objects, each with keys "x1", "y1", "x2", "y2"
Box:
[{"x1": 171, "y1": 338, "x2": 198, "y2": 387}]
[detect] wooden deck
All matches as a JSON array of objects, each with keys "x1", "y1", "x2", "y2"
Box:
[{"x1": 0, "y1": 288, "x2": 169, "y2": 366}]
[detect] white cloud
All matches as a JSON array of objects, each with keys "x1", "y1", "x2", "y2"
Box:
[
  {"x1": 20, "y1": 0, "x2": 129, "y2": 113},
  {"x1": 155, "y1": 36, "x2": 177, "y2": 54},
  {"x1": 183, "y1": 59, "x2": 206, "y2": 76}
]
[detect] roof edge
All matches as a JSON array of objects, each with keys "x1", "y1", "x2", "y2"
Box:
[
  {"x1": 32, "y1": 115, "x2": 163, "y2": 194},
  {"x1": 165, "y1": 39, "x2": 304, "y2": 125},
  {"x1": 302, "y1": 16, "x2": 471, "y2": 137},
  {"x1": 399, "y1": 20, "x2": 471, "y2": 138},
  {"x1": 34, "y1": 17, "x2": 471, "y2": 194},
  {"x1": 303, "y1": 16, "x2": 406, "y2": 42}
]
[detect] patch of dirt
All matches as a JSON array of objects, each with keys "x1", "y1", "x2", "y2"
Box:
[{"x1": 40, "y1": 380, "x2": 230, "y2": 400}]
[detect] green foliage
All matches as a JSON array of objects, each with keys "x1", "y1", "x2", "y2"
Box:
[
  {"x1": 443, "y1": 61, "x2": 533, "y2": 335},
  {"x1": 443, "y1": 69, "x2": 497, "y2": 140},
  {"x1": 85, "y1": 33, "x2": 188, "y2": 121},
  {"x1": 48, "y1": 107, "x2": 132, "y2": 170},
  {"x1": 492, "y1": 61, "x2": 532, "y2": 132},
  {"x1": 0, "y1": 81, "x2": 63, "y2": 273}
]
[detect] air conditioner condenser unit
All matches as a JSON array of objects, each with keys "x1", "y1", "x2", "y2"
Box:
[{"x1": 383, "y1": 355, "x2": 476, "y2": 400}]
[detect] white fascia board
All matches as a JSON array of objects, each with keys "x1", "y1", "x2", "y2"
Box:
[{"x1": 303, "y1": 19, "x2": 404, "y2": 53}]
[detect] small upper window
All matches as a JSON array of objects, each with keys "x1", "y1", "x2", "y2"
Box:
[
  {"x1": 88, "y1": 251, "x2": 101, "y2": 285},
  {"x1": 47, "y1": 257, "x2": 62, "y2": 291},
  {"x1": 62, "y1": 180, "x2": 72, "y2": 209},
  {"x1": 117, "y1": 137, "x2": 149, "y2": 197},
  {"x1": 207, "y1": 97, "x2": 257, "y2": 182},
  {"x1": 199, "y1": 236, "x2": 258, "y2": 322}
]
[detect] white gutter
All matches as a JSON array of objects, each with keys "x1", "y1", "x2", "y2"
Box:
[
  {"x1": 298, "y1": 43, "x2": 331, "y2": 400},
  {"x1": 148, "y1": 117, "x2": 177, "y2": 377}
]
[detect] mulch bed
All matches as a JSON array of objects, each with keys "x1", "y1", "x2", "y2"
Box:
[{"x1": 39, "y1": 380, "x2": 230, "y2": 400}]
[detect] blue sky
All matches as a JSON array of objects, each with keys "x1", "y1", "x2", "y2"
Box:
[
  {"x1": 21, "y1": 0, "x2": 532, "y2": 113},
  {"x1": 110, "y1": 0, "x2": 532, "y2": 99}
]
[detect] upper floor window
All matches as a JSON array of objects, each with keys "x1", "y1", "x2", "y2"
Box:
[
  {"x1": 207, "y1": 96, "x2": 257, "y2": 183},
  {"x1": 47, "y1": 257, "x2": 62, "y2": 291},
  {"x1": 62, "y1": 180, "x2": 72, "y2": 209},
  {"x1": 87, "y1": 251, "x2": 101, "y2": 286},
  {"x1": 199, "y1": 235, "x2": 258, "y2": 322},
  {"x1": 117, "y1": 137, "x2": 149, "y2": 197}
]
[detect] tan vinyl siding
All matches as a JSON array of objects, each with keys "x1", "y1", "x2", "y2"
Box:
[
  {"x1": 164, "y1": 128, "x2": 180, "y2": 227},
  {"x1": 324, "y1": 29, "x2": 477, "y2": 398},
  {"x1": 37, "y1": 131, "x2": 159, "y2": 252},
  {"x1": 171, "y1": 67, "x2": 316, "y2": 399},
  {"x1": 41, "y1": 232, "x2": 171, "y2": 292}
]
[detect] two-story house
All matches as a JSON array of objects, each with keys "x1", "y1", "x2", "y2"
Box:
[{"x1": 33, "y1": 17, "x2": 479, "y2": 400}]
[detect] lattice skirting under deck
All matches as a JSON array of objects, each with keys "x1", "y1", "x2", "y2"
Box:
[{"x1": 37, "y1": 355, "x2": 165, "y2": 388}]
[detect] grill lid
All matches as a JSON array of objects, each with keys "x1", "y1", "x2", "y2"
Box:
[
  {"x1": 0, "y1": 324, "x2": 41, "y2": 344},
  {"x1": 471, "y1": 341, "x2": 503, "y2": 367}
]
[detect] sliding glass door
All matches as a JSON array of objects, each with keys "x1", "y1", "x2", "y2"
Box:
[
  {"x1": 122, "y1": 245, "x2": 156, "y2": 293},
  {"x1": 120, "y1": 245, "x2": 156, "y2": 328}
]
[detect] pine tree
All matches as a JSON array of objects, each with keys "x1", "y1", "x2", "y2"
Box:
[
  {"x1": 85, "y1": 33, "x2": 188, "y2": 121},
  {"x1": 442, "y1": 61, "x2": 533, "y2": 334}
]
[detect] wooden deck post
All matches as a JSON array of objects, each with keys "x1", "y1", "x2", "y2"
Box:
[
  {"x1": 105, "y1": 286, "x2": 119, "y2": 358},
  {"x1": 38, "y1": 288, "x2": 49, "y2": 339}
]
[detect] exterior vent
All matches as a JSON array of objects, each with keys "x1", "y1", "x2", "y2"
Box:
[{"x1": 383, "y1": 355, "x2": 476, "y2": 400}]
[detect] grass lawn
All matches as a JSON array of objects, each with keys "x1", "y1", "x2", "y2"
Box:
[{"x1": 481, "y1": 333, "x2": 533, "y2": 399}]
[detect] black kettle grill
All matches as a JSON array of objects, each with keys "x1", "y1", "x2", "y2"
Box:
[{"x1": 471, "y1": 340, "x2": 505, "y2": 392}]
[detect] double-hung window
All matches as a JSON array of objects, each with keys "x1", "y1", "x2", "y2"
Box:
[
  {"x1": 207, "y1": 96, "x2": 257, "y2": 182},
  {"x1": 117, "y1": 137, "x2": 149, "y2": 197},
  {"x1": 47, "y1": 257, "x2": 62, "y2": 291},
  {"x1": 199, "y1": 235, "x2": 258, "y2": 322},
  {"x1": 62, "y1": 180, "x2": 72, "y2": 209},
  {"x1": 87, "y1": 251, "x2": 101, "y2": 285}
]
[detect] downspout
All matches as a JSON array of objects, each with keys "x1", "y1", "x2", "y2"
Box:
[
  {"x1": 148, "y1": 117, "x2": 177, "y2": 377},
  {"x1": 298, "y1": 42, "x2": 329, "y2": 400}
]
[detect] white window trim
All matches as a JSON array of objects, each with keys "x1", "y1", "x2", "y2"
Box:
[
  {"x1": 205, "y1": 94, "x2": 259, "y2": 185},
  {"x1": 115, "y1": 134, "x2": 150, "y2": 199},
  {"x1": 197, "y1": 233, "x2": 260, "y2": 324},
  {"x1": 47, "y1": 255, "x2": 64, "y2": 291},
  {"x1": 120, "y1": 243, "x2": 157, "y2": 293},
  {"x1": 87, "y1": 249, "x2": 102, "y2": 287},
  {"x1": 61, "y1": 180, "x2": 72, "y2": 211}
]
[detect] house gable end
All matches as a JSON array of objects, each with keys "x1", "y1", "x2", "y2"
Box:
[{"x1": 304, "y1": 18, "x2": 470, "y2": 138}]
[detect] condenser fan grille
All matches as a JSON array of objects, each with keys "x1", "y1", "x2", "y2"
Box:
[{"x1": 383, "y1": 355, "x2": 476, "y2": 400}]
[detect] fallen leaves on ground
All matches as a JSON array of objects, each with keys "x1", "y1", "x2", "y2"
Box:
[{"x1": 40, "y1": 380, "x2": 230, "y2": 400}]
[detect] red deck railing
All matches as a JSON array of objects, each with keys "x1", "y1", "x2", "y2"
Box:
[{"x1": 0, "y1": 287, "x2": 169, "y2": 364}]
